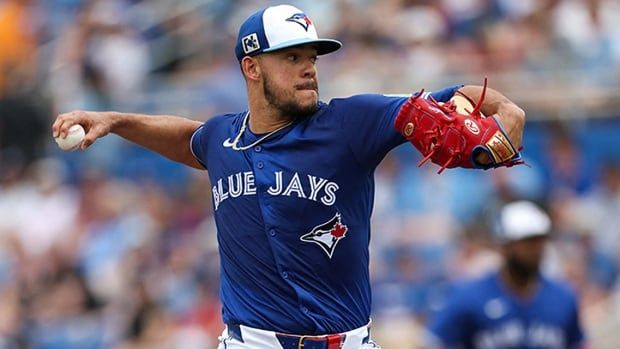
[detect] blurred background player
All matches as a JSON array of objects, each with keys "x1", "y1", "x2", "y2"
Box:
[{"x1": 425, "y1": 200, "x2": 586, "y2": 349}]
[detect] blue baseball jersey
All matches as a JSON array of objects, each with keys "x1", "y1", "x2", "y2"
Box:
[
  {"x1": 190, "y1": 86, "x2": 460, "y2": 334},
  {"x1": 428, "y1": 271, "x2": 585, "y2": 349}
]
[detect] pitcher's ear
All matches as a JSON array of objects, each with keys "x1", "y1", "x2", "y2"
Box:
[{"x1": 241, "y1": 56, "x2": 261, "y2": 81}]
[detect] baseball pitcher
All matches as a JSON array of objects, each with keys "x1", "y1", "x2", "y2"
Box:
[{"x1": 52, "y1": 4, "x2": 526, "y2": 349}]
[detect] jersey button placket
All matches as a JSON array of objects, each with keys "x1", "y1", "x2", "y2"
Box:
[
  {"x1": 254, "y1": 145, "x2": 262, "y2": 152},
  {"x1": 256, "y1": 161, "x2": 264, "y2": 169},
  {"x1": 281, "y1": 271, "x2": 289, "y2": 279},
  {"x1": 269, "y1": 229, "x2": 276, "y2": 237}
]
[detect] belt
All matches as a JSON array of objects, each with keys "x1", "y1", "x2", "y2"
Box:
[
  {"x1": 227, "y1": 323, "x2": 356, "y2": 349},
  {"x1": 275, "y1": 333, "x2": 346, "y2": 349}
]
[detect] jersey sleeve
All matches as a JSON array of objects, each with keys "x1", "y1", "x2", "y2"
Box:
[
  {"x1": 339, "y1": 85, "x2": 462, "y2": 169},
  {"x1": 190, "y1": 123, "x2": 209, "y2": 169}
]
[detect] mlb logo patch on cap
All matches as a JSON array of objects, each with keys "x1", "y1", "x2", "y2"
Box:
[
  {"x1": 241, "y1": 33, "x2": 260, "y2": 54},
  {"x1": 235, "y1": 4, "x2": 342, "y2": 61}
]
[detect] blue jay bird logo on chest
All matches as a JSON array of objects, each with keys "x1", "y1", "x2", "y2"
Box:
[{"x1": 300, "y1": 213, "x2": 348, "y2": 258}]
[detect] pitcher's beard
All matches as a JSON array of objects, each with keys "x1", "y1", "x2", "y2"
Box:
[
  {"x1": 263, "y1": 78, "x2": 318, "y2": 120},
  {"x1": 505, "y1": 255, "x2": 540, "y2": 284}
]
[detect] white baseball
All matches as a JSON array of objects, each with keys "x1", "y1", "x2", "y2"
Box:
[{"x1": 55, "y1": 124, "x2": 85, "y2": 151}]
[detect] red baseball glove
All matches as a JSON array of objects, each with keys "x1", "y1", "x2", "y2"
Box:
[{"x1": 394, "y1": 80, "x2": 523, "y2": 174}]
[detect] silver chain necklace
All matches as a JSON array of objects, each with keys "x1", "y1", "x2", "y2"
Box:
[{"x1": 226, "y1": 112, "x2": 293, "y2": 151}]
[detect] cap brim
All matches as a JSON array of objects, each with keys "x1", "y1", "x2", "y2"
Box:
[
  {"x1": 262, "y1": 38, "x2": 342, "y2": 56},
  {"x1": 502, "y1": 231, "x2": 548, "y2": 243}
]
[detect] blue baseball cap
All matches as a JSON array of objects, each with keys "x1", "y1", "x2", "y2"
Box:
[{"x1": 235, "y1": 4, "x2": 342, "y2": 61}]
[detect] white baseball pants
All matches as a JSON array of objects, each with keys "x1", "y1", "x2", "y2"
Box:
[{"x1": 217, "y1": 323, "x2": 381, "y2": 349}]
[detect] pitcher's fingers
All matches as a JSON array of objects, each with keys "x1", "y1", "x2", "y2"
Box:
[
  {"x1": 53, "y1": 117, "x2": 75, "y2": 139},
  {"x1": 52, "y1": 114, "x2": 70, "y2": 138},
  {"x1": 80, "y1": 124, "x2": 103, "y2": 150},
  {"x1": 53, "y1": 111, "x2": 81, "y2": 138}
]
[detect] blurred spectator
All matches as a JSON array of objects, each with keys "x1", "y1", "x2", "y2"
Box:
[
  {"x1": 541, "y1": 123, "x2": 593, "y2": 198},
  {"x1": 574, "y1": 160, "x2": 620, "y2": 291},
  {"x1": 0, "y1": 158, "x2": 78, "y2": 258},
  {"x1": 0, "y1": 87, "x2": 49, "y2": 170},
  {"x1": 0, "y1": 0, "x2": 50, "y2": 173},
  {"x1": 0, "y1": 0, "x2": 40, "y2": 97}
]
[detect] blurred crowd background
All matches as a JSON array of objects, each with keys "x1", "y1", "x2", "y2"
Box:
[{"x1": 1, "y1": 0, "x2": 619, "y2": 348}]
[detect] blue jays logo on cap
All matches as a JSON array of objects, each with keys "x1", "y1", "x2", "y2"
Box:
[
  {"x1": 234, "y1": 4, "x2": 342, "y2": 61},
  {"x1": 300, "y1": 213, "x2": 348, "y2": 258},
  {"x1": 286, "y1": 13, "x2": 312, "y2": 31}
]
